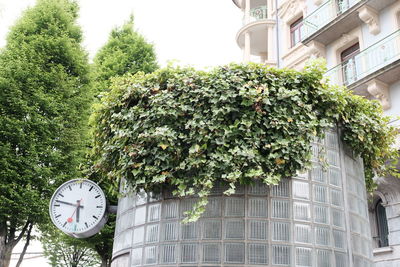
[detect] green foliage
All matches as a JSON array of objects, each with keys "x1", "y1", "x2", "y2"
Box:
[
  {"x1": 41, "y1": 224, "x2": 100, "y2": 267},
  {"x1": 92, "y1": 15, "x2": 158, "y2": 94},
  {"x1": 92, "y1": 60, "x2": 399, "y2": 221},
  {"x1": 82, "y1": 213, "x2": 115, "y2": 267},
  {"x1": 82, "y1": 15, "x2": 158, "y2": 266},
  {"x1": 0, "y1": 0, "x2": 91, "y2": 258}
]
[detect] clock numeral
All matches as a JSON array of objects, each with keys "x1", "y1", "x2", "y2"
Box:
[
  {"x1": 55, "y1": 214, "x2": 61, "y2": 218},
  {"x1": 95, "y1": 195, "x2": 101, "y2": 198},
  {"x1": 63, "y1": 222, "x2": 67, "y2": 227},
  {"x1": 80, "y1": 183, "x2": 83, "y2": 189},
  {"x1": 96, "y1": 206, "x2": 103, "y2": 208},
  {"x1": 54, "y1": 204, "x2": 60, "y2": 207},
  {"x1": 89, "y1": 186, "x2": 93, "y2": 192},
  {"x1": 85, "y1": 222, "x2": 88, "y2": 228},
  {"x1": 68, "y1": 186, "x2": 72, "y2": 191},
  {"x1": 93, "y1": 215, "x2": 98, "y2": 219},
  {"x1": 59, "y1": 193, "x2": 64, "y2": 197}
]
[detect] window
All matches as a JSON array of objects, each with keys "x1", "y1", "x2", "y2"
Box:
[
  {"x1": 340, "y1": 43, "x2": 360, "y2": 85},
  {"x1": 375, "y1": 199, "x2": 389, "y2": 247},
  {"x1": 290, "y1": 17, "x2": 303, "y2": 47}
]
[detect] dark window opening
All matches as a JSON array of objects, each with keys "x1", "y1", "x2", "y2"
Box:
[
  {"x1": 376, "y1": 199, "x2": 389, "y2": 247},
  {"x1": 340, "y1": 42, "x2": 360, "y2": 85},
  {"x1": 290, "y1": 17, "x2": 303, "y2": 48}
]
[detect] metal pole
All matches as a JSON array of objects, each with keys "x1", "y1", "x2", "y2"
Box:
[{"x1": 275, "y1": 0, "x2": 280, "y2": 68}]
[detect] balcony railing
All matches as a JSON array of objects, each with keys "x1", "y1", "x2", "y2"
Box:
[
  {"x1": 243, "y1": 6, "x2": 268, "y2": 25},
  {"x1": 326, "y1": 29, "x2": 400, "y2": 86},
  {"x1": 301, "y1": 0, "x2": 361, "y2": 40}
]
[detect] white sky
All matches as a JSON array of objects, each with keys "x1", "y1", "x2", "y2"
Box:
[
  {"x1": 0, "y1": 0, "x2": 243, "y2": 68},
  {"x1": 1, "y1": 1, "x2": 243, "y2": 266}
]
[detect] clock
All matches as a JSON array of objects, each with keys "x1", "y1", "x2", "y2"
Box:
[{"x1": 49, "y1": 179, "x2": 108, "y2": 238}]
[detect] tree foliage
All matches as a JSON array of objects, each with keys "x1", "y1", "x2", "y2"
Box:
[
  {"x1": 41, "y1": 225, "x2": 100, "y2": 267},
  {"x1": 82, "y1": 16, "x2": 158, "y2": 267},
  {"x1": 92, "y1": 16, "x2": 158, "y2": 94},
  {"x1": 0, "y1": 0, "x2": 91, "y2": 265},
  {"x1": 92, "y1": 60, "x2": 399, "y2": 221}
]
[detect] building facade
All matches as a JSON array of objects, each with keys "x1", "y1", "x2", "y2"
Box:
[{"x1": 232, "y1": 0, "x2": 400, "y2": 265}]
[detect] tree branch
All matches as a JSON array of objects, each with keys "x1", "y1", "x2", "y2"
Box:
[
  {"x1": 8, "y1": 226, "x2": 16, "y2": 245},
  {"x1": 0, "y1": 220, "x2": 8, "y2": 244},
  {"x1": 76, "y1": 248, "x2": 86, "y2": 263},
  {"x1": 15, "y1": 222, "x2": 33, "y2": 267},
  {"x1": 11, "y1": 220, "x2": 31, "y2": 247}
]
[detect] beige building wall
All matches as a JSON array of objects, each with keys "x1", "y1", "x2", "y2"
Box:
[{"x1": 233, "y1": 0, "x2": 400, "y2": 266}]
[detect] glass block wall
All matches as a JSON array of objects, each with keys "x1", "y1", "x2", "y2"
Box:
[{"x1": 111, "y1": 129, "x2": 373, "y2": 267}]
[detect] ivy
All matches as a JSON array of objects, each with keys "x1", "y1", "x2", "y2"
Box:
[{"x1": 92, "y1": 60, "x2": 399, "y2": 221}]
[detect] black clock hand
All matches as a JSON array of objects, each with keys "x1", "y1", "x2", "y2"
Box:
[
  {"x1": 76, "y1": 200, "x2": 82, "y2": 223},
  {"x1": 56, "y1": 200, "x2": 84, "y2": 208}
]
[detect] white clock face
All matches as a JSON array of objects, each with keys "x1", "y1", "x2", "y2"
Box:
[{"x1": 49, "y1": 179, "x2": 107, "y2": 238}]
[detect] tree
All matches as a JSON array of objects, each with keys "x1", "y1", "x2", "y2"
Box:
[
  {"x1": 81, "y1": 17, "x2": 158, "y2": 267},
  {"x1": 0, "y1": 0, "x2": 91, "y2": 266},
  {"x1": 82, "y1": 213, "x2": 115, "y2": 267},
  {"x1": 92, "y1": 15, "x2": 158, "y2": 94},
  {"x1": 41, "y1": 225, "x2": 100, "y2": 267}
]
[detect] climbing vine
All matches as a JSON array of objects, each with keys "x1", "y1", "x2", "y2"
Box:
[{"x1": 92, "y1": 60, "x2": 399, "y2": 221}]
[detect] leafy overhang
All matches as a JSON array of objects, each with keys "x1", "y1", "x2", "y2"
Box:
[{"x1": 91, "y1": 60, "x2": 399, "y2": 221}]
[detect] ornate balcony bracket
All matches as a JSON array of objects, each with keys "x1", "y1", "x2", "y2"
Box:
[
  {"x1": 307, "y1": 40, "x2": 326, "y2": 58},
  {"x1": 367, "y1": 79, "x2": 390, "y2": 110},
  {"x1": 358, "y1": 6, "x2": 380, "y2": 35}
]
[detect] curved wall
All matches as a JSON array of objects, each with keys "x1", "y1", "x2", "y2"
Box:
[{"x1": 111, "y1": 129, "x2": 373, "y2": 267}]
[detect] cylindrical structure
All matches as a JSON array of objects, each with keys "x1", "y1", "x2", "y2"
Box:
[{"x1": 111, "y1": 129, "x2": 374, "y2": 267}]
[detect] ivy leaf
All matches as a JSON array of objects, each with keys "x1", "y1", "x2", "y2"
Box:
[
  {"x1": 159, "y1": 143, "x2": 169, "y2": 150},
  {"x1": 189, "y1": 144, "x2": 200, "y2": 154}
]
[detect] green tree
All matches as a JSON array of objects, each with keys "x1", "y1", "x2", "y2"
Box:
[
  {"x1": 42, "y1": 225, "x2": 100, "y2": 267},
  {"x1": 81, "y1": 17, "x2": 158, "y2": 267},
  {"x1": 92, "y1": 15, "x2": 158, "y2": 94},
  {"x1": 0, "y1": 0, "x2": 91, "y2": 266},
  {"x1": 82, "y1": 212, "x2": 115, "y2": 267}
]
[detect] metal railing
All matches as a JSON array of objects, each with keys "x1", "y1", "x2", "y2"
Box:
[
  {"x1": 326, "y1": 29, "x2": 400, "y2": 86},
  {"x1": 243, "y1": 5, "x2": 268, "y2": 25},
  {"x1": 301, "y1": 0, "x2": 361, "y2": 40}
]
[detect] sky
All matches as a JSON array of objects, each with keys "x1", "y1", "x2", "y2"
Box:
[
  {"x1": 0, "y1": 0, "x2": 243, "y2": 68},
  {"x1": 0, "y1": 0, "x2": 243, "y2": 266}
]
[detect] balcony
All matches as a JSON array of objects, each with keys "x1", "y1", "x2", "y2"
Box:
[
  {"x1": 326, "y1": 29, "x2": 400, "y2": 93},
  {"x1": 301, "y1": 0, "x2": 397, "y2": 45},
  {"x1": 243, "y1": 5, "x2": 268, "y2": 24},
  {"x1": 301, "y1": 0, "x2": 363, "y2": 45},
  {"x1": 236, "y1": 0, "x2": 276, "y2": 64}
]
